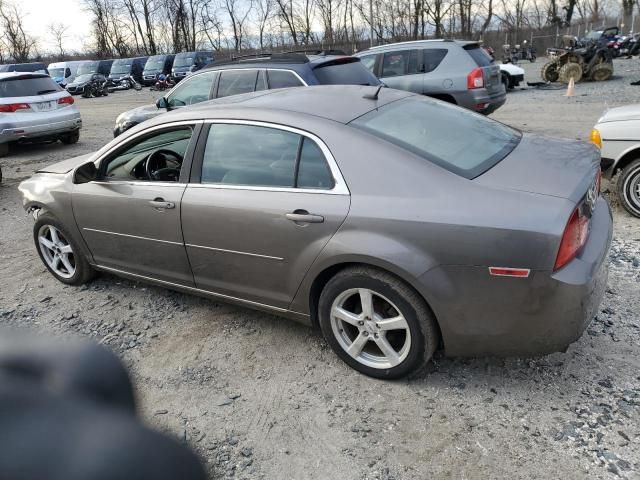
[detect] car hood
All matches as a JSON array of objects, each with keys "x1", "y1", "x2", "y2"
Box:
[
  {"x1": 499, "y1": 63, "x2": 525, "y2": 75},
  {"x1": 597, "y1": 104, "x2": 640, "y2": 123},
  {"x1": 474, "y1": 133, "x2": 599, "y2": 202},
  {"x1": 37, "y1": 153, "x2": 94, "y2": 174},
  {"x1": 117, "y1": 104, "x2": 162, "y2": 125}
]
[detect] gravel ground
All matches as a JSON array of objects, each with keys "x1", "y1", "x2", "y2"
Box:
[{"x1": 1, "y1": 59, "x2": 640, "y2": 480}]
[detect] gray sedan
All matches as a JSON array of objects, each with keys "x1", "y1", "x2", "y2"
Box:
[{"x1": 19, "y1": 86, "x2": 611, "y2": 379}]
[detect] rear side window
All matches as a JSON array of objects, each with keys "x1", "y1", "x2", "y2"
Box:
[
  {"x1": 464, "y1": 44, "x2": 493, "y2": 66},
  {"x1": 217, "y1": 70, "x2": 259, "y2": 98},
  {"x1": 312, "y1": 59, "x2": 378, "y2": 85},
  {"x1": 350, "y1": 96, "x2": 520, "y2": 179},
  {"x1": 267, "y1": 70, "x2": 304, "y2": 89},
  {"x1": 382, "y1": 50, "x2": 420, "y2": 77},
  {"x1": 0, "y1": 76, "x2": 61, "y2": 97},
  {"x1": 423, "y1": 49, "x2": 448, "y2": 72},
  {"x1": 297, "y1": 138, "x2": 334, "y2": 189}
]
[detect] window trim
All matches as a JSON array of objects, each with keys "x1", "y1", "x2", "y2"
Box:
[
  {"x1": 90, "y1": 120, "x2": 204, "y2": 186},
  {"x1": 190, "y1": 119, "x2": 349, "y2": 195}
]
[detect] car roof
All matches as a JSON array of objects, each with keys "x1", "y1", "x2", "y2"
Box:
[
  {"x1": 203, "y1": 52, "x2": 354, "y2": 71},
  {"x1": 0, "y1": 71, "x2": 48, "y2": 80},
  {"x1": 145, "y1": 85, "x2": 414, "y2": 126},
  {"x1": 356, "y1": 39, "x2": 478, "y2": 53}
]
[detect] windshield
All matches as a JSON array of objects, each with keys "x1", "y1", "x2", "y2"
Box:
[
  {"x1": 174, "y1": 54, "x2": 194, "y2": 68},
  {"x1": 74, "y1": 74, "x2": 93, "y2": 83},
  {"x1": 49, "y1": 68, "x2": 65, "y2": 78},
  {"x1": 586, "y1": 30, "x2": 603, "y2": 40},
  {"x1": 111, "y1": 61, "x2": 132, "y2": 74},
  {"x1": 77, "y1": 62, "x2": 98, "y2": 75},
  {"x1": 0, "y1": 75, "x2": 62, "y2": 97},
  {"x1": 313, "y1": 58, "x2": 379, "y2": 85},
  {"x1": 350, "y1": 96, "x2": 521, "y2": 179},
  {"x1": 145, "y1": 57, "x2": 165, "y2": 70}
]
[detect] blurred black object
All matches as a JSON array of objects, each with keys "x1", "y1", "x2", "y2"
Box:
[{"x1": 0, "y1": 337, "x2": 207, "y2": 480}]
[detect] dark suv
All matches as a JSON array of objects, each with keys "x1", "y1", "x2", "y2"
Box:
[{"x1": 113, "y1": 51, "x2": 380, "y2": 136}]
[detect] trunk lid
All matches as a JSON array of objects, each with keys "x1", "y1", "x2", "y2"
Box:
[
  {"x1": 463, "y1": 43, "x2": 502, "y2": 94},
  {"x1": 474, "y1": 134, "x2": 600, "y2": 202}
]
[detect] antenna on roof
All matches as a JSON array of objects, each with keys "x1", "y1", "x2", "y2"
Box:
[{"x1": 363, "y1": 85, "x2": 383, "y2": 100}]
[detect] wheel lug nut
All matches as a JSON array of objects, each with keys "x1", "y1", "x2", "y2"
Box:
[
  {"x1": 363, "y1": 331, "x2": 368, "y2": 336},
  {"x1": 358, "y1": 321, "x2": 364, "y2": 326},
  {"x1": 374, "y1": 333, "x2": 379, "y2": 338}
]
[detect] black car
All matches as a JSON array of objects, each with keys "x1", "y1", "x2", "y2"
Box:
[
  {"x1": 142, "y1": 54, "x2": 175, "y2": 86},
  {"x1": 114, "y1": 51, "x2": 380, "y2": 136},
  {"x1": 66, "y1": 73, "x2": 107, "y2": 95},
  {"x1": 171, "y1": 51, "x2": 215, "y2": 81}
]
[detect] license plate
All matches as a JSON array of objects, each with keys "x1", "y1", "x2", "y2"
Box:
[{"x1": 33, "y1": 101, "x2": 55, "y2": 112}]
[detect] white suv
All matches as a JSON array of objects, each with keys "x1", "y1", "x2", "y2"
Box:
[{"x1": 0, "y1": 72, "x2": 82, "y2": 158}]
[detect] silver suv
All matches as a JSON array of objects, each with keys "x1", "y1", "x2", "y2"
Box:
[{"x1": 354, "y1": 40, "x2": 506, "y2": 114}]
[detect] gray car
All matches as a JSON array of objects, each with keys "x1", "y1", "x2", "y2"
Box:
[
  {"x1": 19, "y1": 86, "x2": 611, "y2": 379},
  {"x1": 354, "y1": 40, "x2": 507, "y2": 114}
]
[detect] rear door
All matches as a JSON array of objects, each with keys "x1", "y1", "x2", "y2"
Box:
[
  {"x1": 463, "y1": 44, "x2": 502, "y2": 95},
  {"x1": 378, "y1": 49, "x2": 423, "y2": 93},
  {"x1": 181, "y1": 121, "x2": 350, "y2": 309}
]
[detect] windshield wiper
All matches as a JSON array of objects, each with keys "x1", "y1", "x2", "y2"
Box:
[{"x1": 37, "y1": 89, "x2": 57, "y2": 95}]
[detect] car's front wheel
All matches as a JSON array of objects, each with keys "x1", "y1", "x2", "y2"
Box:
[
  {"x1": 33, "y1": 213, "x2": 96, "y2": 285},
  {"x1": 318, "y1": 267, "x2": 439, "y2": 379},
  {"x1": 61, "y1": 130, "x2": 80, "y2": 145},
  {"x1": 617, "y1": 159, "x2": 640, "y2": 218}
]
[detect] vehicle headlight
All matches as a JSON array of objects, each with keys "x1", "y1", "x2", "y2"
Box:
[{"x1": 590, "y1": 128, "x2": 602, "y2": 148}]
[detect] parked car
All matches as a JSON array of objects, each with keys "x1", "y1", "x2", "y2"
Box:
[
  {"x1": 20, "y1": 85, "x2": 610, "y2": 378},
  {"x1": 47, "y1": 61, "x2": 84, "y2": 87},
  {"x1": 354, "y1": 40, "x2": 506, "y2": 114},
  {"x1": 499, "y1": 62, "x2": 525, "y2": 90},
  {"x1": 0, "y1": 72, "x2": 81, "y2": 157},
  {"x1": 142, "y1": 54, "x2": 175, "y2": 86},
  {"x1": 76, "y1": 60, "x2": 114, "y2": 77},
  {"x1": 113, "y1": 52, "x2": 379, "y2": 136},
  {"x1": 592, "y1": 104, "x2": 640, "y2": 217},
  {"x1": 66, "y1": 73, "x2": 108, "y2": 96},
  {"x1": 0, "y1": 63, "x2": 48, "y2": 74},
  {"x1": 109, "y1": 57, "x2": 148, "y2": 84},
  {"x1": 171, "y1": 51, "x2": 215, "y2": 81}
]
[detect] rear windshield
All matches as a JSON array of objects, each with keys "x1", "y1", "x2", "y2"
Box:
[
  {"x1": 0, "y1": 76, "x2": 62, "y2": 98},
  {"x1": 464, "y1": 44, "x2": 493, "y2": 66},
  {"x1": 350, "y1": 97, "x2": 520, "y2": 179},
  {"x1": 313, "y1": 58, "x2": 379, "y2": 86}
]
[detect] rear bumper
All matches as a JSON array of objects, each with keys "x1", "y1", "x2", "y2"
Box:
[
  {"x1": 418, "y1": 197, "x2": 612, "y2": 357},
  {"x1": 0, "y1": 112, "x2": 82, "y2": 144},
  {"x1": 457, "y1": 88, "x2": 507, "y2": 114}
]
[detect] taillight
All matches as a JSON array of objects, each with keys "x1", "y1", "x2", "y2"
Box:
[
  {"x1": 554, "y1": 209, "x2": 590, "y2": 270},
  {"x1": 0, "y1": 103, "x2": 30, "y2": 113},
  {"x1": 467, "y1": 67, "x2": 484, "y2": 89},
  {"x1": 58, "y1": 96, "x2": 74, "y2": 106}
]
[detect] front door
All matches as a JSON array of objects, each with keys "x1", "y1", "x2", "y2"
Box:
[
  {"x1": 181, "y1": 122, "x2": 350, "y2": 309},
  {"x1": 72, "y1": 123, "x2": 200, "y2": 286}
]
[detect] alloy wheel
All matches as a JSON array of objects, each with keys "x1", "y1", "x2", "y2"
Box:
[
  {"x1": 623, "y1": 167, "x2": 640, "y2": 212},
  {"x1": 38, "y1": 225, "x2": 76, "y2": 279},
  {"x1": 330, "y1": 288, "x2": 411, "y2": 369}
]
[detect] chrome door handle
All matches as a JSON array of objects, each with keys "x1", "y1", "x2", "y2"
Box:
[
  {"x1": 285, "y1": 212, "x2": 324, "y2": 223},
  {"x1": 149, "y1": 199, "x2": 175, "y2": 209}
]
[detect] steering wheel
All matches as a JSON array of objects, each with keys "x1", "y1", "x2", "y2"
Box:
[{"x1": 144, "y1": 149, "x2": 183, "y2": 181}]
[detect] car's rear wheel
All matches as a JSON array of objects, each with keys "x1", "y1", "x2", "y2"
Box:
[
  {"x1": 61, "y1": 130, "x2": 80, "y2": 145},
  {"x1": 0, "y1": 142, "x2": 8, "y2": 158},
  {"x1": 34, "y1": 213, "x2": 96, "y2": 285},
  {"x1": 318, "y1": 267, "x2": 439, "y2": 379},
  {"x1": 617, "y1": 159, "x2": 640, "y2": 218}
]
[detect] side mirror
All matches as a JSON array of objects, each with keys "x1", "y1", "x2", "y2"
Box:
[
  {"x1": 73, "y1": 162, "x2": 98, "y2": 184},
  {"x1": 156, "y1": 97, "x2": 169, "y2": 109}
]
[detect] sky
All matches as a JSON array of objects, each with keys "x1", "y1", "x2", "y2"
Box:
[{"x1": 18, "y1": 0, "x2": 93, "y2": 53}]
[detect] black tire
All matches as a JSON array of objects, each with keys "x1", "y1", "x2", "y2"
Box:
[
  {"x1": 318, "y1": 266, "x2": 439, "y2": 379},
  {"x1": 590, "y1": 63, "x2": 613, "y2": 82},
  {"x1": 61, "y1": 130, "x2": 80, "y2": 145},
  {"x1": 617, "y1": 159, "x2": 640, "y2": 218},
  {"x1": 0, "y1": 142, "x2": 8, "y2": 158},
  {"x1": 558, "y1": 62, "x2": 583, "y2": 83},
  {"x1": 541, "y1": 61, "x2": 559, "y2": 82},
  {"x1": 501, "y1": 72, "x2": 513, "y2": 91},
  {"x1": 33, "y1": 213, "x2": 96, "y2": 285}
]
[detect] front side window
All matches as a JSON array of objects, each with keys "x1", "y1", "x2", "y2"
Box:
[
  {"x1": 103, "y1": 127, "x2": 193, "y2": 182},
  {"x1": 201, "y1": 124, "x2": 334, "y2": 190},
  {"x1": 267, "y1": 70, "x2": 304, "y2": 89},
  {"x1": 216, "y1": 70, "x2": 259, "y2": 98},
  {"x1": 167, "y1": 71, "x2": 216, "y2": 108},
  {"x1": 350, "y1": 97, "x2": 521, "y2": 179}
]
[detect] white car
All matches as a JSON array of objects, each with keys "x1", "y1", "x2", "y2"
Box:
[
  {"x1": 0, "y1": 72, "x2": 82, "y2": 158},
  {"x1": 592, "y1": 104, "x2": 640, "y2": 217},
  {"x1": 499, "y1": 63, "x2": 525, "y2": 90}
]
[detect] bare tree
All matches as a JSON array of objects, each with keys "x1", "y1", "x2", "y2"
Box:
[
  {"x1": 254, "y1": 0, "x2": 274, "y2": 49},
  {"x1": 224, "y1": 0, "x2": 254, "y2": 51},
  {"x1": 0, "y1": 1, "x2": 37, "y2": 62},
  {"x1": 49, "y1": 23, "x2": 69, "y2": 59}
]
